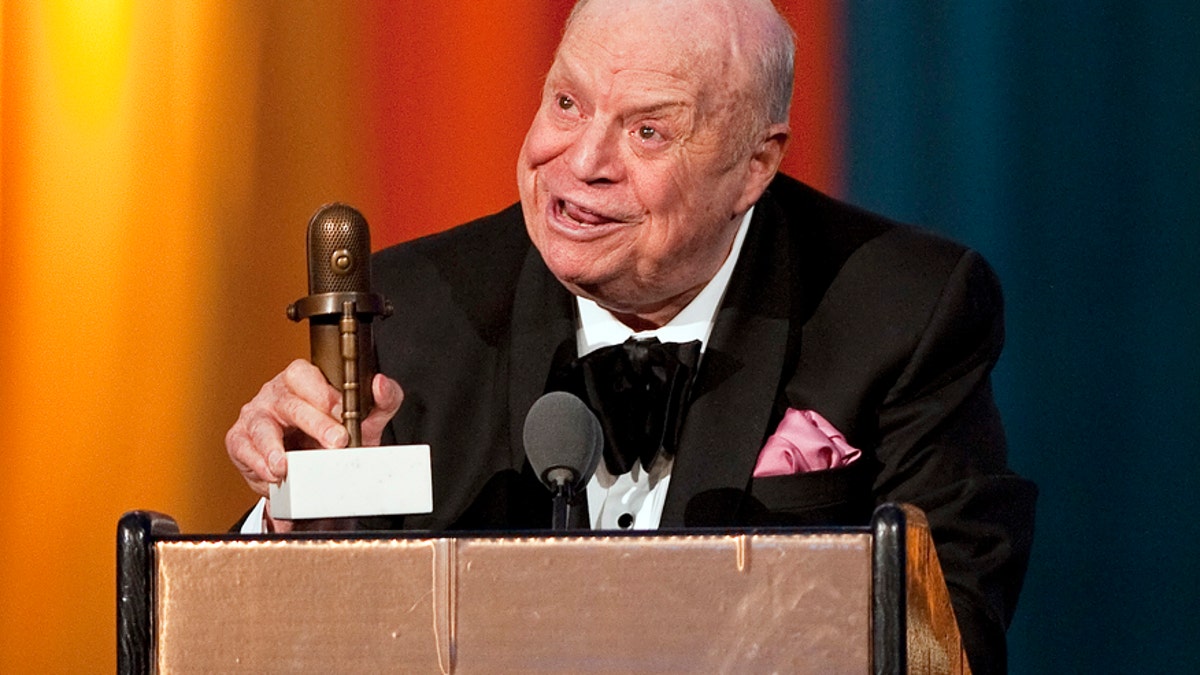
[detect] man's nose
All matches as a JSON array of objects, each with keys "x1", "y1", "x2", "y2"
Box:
[{"x1": 563, "y1": 120, "x2": 623, "y2": 184}]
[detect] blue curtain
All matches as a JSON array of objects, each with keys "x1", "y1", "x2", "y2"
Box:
[{"x1": 844, "y1": 2, "x2": 1200, "y2": 671}]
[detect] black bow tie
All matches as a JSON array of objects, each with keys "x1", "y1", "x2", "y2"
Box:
[{"x1": 549, "y1": 337, "x2": 702, "y2": 476}]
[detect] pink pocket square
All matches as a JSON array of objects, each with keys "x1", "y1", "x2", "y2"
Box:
[{"x1": 753, "y1": 409, "x2": 862, "y2": 477}]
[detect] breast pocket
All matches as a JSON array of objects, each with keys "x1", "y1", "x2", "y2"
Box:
[{"x1": 745, "y1": 459, "x2": 876, "y2": 527}]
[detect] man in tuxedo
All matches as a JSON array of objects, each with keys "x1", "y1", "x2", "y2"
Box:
[{"x1": 225, "y1": 0, "x2": 1035, "y2": 671}]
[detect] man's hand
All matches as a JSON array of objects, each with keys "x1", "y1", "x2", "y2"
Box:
[{"x1": 225, "y1": 359, "x2": 404, "y2": 498}]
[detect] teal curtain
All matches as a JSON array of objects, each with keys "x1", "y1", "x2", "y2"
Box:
[{"x1": 844, "y1": 2, "x2": 1200, "y2": 671}]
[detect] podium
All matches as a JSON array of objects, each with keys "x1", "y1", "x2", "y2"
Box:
[{"x1": 117, "y1": 503, "x2": 969, "y2": 674}]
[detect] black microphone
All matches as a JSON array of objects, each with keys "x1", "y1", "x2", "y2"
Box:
[
  {"x1": 287, "y1": 203, "x2": 392, "y2": 447},
  {"x1": 523, "y1": 391, "x2": 604, "y2": 530}
]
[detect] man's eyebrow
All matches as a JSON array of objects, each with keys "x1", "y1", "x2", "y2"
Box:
[
  {"x1": 545, "y1": 59, "x2": 586, "y2": 89},
  {"x1": 625, "y1": 100, "x2": 690, "y2": 117}
]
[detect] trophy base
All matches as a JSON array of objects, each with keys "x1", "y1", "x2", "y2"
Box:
[{"x1": 269, "y1": 444, "x2": 432, "y2": 520}]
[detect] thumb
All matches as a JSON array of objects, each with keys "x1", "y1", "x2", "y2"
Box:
[{"x1": 361, "y1": 374, "x2": 404, "y2": 446}]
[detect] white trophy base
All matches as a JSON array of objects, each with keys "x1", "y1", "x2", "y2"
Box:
[{"x1": 268, "y1": 444, "x2": 433, "y2": 520}]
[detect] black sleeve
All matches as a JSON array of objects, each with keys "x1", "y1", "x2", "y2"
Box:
[{"x1": 872, "y1": 250, "x2": 1038, "y2": 675}]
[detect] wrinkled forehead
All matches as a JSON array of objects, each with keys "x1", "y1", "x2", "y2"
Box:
[{"x1": 557, "y1": 0, "x2": 751, "y2": 97}]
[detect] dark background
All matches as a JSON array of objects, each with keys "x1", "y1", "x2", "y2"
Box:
[{"x1": 842, "y1": 2, "x2": 1200, "y2": 671}]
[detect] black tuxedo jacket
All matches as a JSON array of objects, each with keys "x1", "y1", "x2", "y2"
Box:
[{"x1": 366, "y1": 173, "x2": 1035, "y2": 673}]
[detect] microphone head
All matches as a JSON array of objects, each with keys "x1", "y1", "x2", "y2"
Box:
[
  {"x1": 307, "y1": 202, "x2": 371, "y2": 294},
  {"x1": 523, "y1": 392, "x2": 604, "y2": 491}
]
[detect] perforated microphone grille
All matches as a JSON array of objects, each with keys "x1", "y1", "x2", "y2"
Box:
[
  {"x1": 523, "y1": 392, "x2": 604, "y2": 488},
  {"x1": 307, "y1": 203, "x2": 371, "y2": 294}
]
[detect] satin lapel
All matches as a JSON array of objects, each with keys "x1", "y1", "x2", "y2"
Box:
[
  {"x1": 507, "y1": 245, "x2": 578, "y2": 467},
  {"x1": 660, "y1": 198, "x2": 795, "y2": 527}
]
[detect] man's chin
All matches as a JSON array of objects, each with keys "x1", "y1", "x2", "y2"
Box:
[
  {"x1": 533, "y1": 241, "x2": 683, "y2": 322},
  {"x1": 547, "y1": 273, "x2": 606, "y2": 304},
  {"x1": 546, "y1": 272, "x2": 625, "y2": 309},
  {"x1": 555, "y1": 277, "x2": 665, "y2": 322},
  {"x1": 534, "y1": 235, "x2": 613, "y2": 285}
]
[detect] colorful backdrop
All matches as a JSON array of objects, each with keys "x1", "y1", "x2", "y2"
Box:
[{"x1": 1, "y1": 1, "x2": 1196, "y2": 672}]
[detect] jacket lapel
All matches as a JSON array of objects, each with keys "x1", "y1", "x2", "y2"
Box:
[
  {"x1": 507, "y1": 245, "x2": 578, "y2": 468},
  {"x1": 660, "y1": 195, "x2": 795, "y2": 527}
]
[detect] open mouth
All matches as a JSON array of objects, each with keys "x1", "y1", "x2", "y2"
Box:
[
  {"x1": 545, "y1": 196, "x2": 635, "y2": 242},
  {"x1": 558, "y1": 198, "x2": 615, "y2": 226}
]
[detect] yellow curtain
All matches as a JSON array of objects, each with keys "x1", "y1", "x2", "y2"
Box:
[{"x1": 0, "y1": 1, "x2": 837, "y2": 669}]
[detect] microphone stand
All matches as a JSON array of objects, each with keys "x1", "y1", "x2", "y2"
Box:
[
  {"x1": 546, "y1": 468, "x2": 578, "y2": 531},
  {"x1": 551, "y1": 484, "x2": 577, "y2": 531}
]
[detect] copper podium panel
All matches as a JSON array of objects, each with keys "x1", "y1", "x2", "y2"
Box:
[{"x1": 154, "y1": 532, "x2": 872, "y2": 673}]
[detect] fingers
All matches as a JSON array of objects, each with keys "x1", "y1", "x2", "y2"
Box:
[
  {"x1": 225, "y1": 413, "x2": 281, "y2": 497},
  {"x1": 225, "y1": 360, "x2": 347, "y2": 494},
  {"x1": 361, "y1": 374, "x2": 404, "y2": 446},
  {"x1": 272, "y1": 360, "x2": 349, "y2": 448},
  {"x1": 226, "y1": 362, "x2": 407, "y2": 499}
]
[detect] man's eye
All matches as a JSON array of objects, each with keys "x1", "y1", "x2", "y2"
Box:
[
  {"x1": 557, "y1": 95, "x2": 575, "y2": 110},
  {"x1": 637, "y1": 125, "x2": 658, "y2": 140}
]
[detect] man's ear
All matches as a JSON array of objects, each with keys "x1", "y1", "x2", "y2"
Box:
[{"x1": 736, "y1": 123, "x2": 790, "y2": 213}]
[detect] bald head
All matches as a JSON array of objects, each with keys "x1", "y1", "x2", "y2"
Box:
[{"x1": 565, "y1": 0, "x2": 795, "y2": 131}]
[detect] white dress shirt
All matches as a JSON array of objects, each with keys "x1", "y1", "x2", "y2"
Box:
[{"x1": 241, "y1": 208, "x2": 753, "y2": 534}]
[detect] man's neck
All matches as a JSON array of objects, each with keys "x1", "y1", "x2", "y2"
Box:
[
  {"x1": 606, "y1": 295, "x2": 702, "y2": 331},
  {"x1": 575, "y1": 206, "x2": 755, "y2": 352},
  {"x1": 594, "y1": 207, "x2": 757, "y2": 331}
]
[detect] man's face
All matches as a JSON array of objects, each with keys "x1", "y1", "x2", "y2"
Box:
[{"x1": 517, "y1": 1, "x2": 776, "y2": 324}]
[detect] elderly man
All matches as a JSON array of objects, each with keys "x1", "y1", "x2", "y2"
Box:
[{"x1": 226, "y1": 0, "x2": 1035, "y2": 672}]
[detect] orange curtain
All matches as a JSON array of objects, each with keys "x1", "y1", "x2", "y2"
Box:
[{"x1": 0, "y1": 1, "x2": 837, "y2": 669}]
